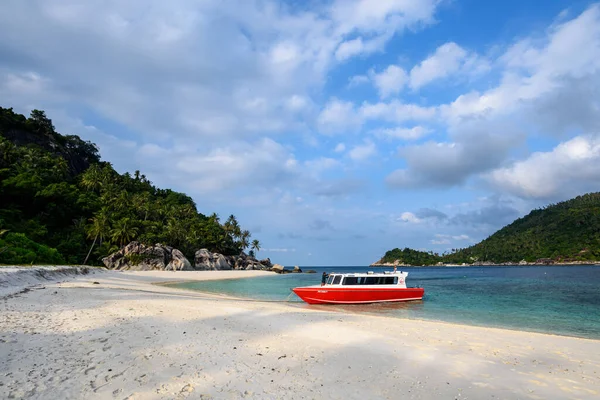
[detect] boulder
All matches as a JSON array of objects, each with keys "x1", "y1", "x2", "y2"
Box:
[
  {"x1": 259, "y1": 258, "x2": 272, "y2": 268},
  {"x1": 194, "y1": 249, "x2": 233, "y2": 270},
  {"x1": 271, "y1": 264, "x2": 285, "y2": 274},
  {"x1": 102, "y1": 241, "x2": 193, "y2": 271},
  {"x1": 167, "y1": 249, "x2": 192, "y2": 271},
  {"x1": 292, "y1": 266, "x2": 302, "y2": 273}
]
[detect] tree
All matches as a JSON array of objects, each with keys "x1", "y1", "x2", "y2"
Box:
[
  {"x1": 251, "y1": 239, "x2": 261, "y2": 254},
  {"x1": 110, "y1": 217, "x2": 138, "y2": 247},
  {"x1": 239, "y1": 230, "x2": 251, "y2": 251},
  {"x1": 83, "y1": 209, "x2": 110, "y2": 265}
]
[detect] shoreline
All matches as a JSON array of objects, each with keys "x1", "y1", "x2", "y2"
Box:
[{"x1": 2, "y1": 269, "x2": 599, "y2": 398}]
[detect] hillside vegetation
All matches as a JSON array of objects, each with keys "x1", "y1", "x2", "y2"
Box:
[
  {"x1": 376, "y1": 193, "x2": 600, "y2": 266},
  {"x1": 0, "y1": 107, "x2": 260, "y2": 265}
]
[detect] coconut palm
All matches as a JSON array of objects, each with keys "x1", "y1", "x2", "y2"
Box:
[
  {"x1": 239, "y1": 230, "x2": 251, "y2": 251},
  {"x1": 251, "y1": 239, "x2": 261, "y2": 254},
  {"x1": 83, "y1": 209, "x2": 110, "y2": 265},
  {"x1": 110, "y1": 217, "x2": 139, "y2": 247}
]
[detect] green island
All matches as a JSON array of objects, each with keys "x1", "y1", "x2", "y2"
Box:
[
  {"x1": 374, "y1": 193, "x2": 600, "y2": 266},
  {"x1": 0, "y1": 107, "x2": 260, "y2": 265}
]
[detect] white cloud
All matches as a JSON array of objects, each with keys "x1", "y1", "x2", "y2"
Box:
[
  {"x1": 409, "y1": 42, "x2": 489, "y2": 90},
  {"x1": 348, "y1": 74, "x2": 370, "y2": 87},
  {"x1": 398, "y1": 212, "x2": 421, "y2": 223},
  {"x1": 304, "y1": 157, "x2": 342, "y2": 174},
  {"x1": 317, "y1": 98, "x2": 363, "y2": 134},
  {"x1": 348, "y1": 140, "x2": 377, "y2": 161},
  {"x1": 372, "y1": 125, "x2": 431, "y2": 140},
  {"x1": 431, "y1": 233, "x2": 470, "y2": 244},
  {"x1": 372, "y1": 64, "x2": 408, "y2": 98},
  {"x1": 334, "y1": 143, "x2": 346, "y2": 152},
  {"x1": 441, "y1": 5, "x2": 600, "y2": 128},
  {"x1": 386, "y1": 132, "x2": 517, "y2": 188},
  {"x1": 488, "y1": 135, "x2": 600, "y2": 199},
  {"x1": 360, "y1": 100, "x2": 437, "y2": 123}
]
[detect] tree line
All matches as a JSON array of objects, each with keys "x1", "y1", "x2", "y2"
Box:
[{"x1": 0, "y1": 107, "x2": 260, "y2": 265}]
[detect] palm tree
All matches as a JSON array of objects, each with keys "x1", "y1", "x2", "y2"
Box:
[
  {"x1": 111, "y1": 217, "x2": 139, "y2": 247},
  {"x1": 239, "y1": 230, "x2": 251, "y2": 251},
  {"x1": 251, "y1": 239, "x2": 261, "y2": 254},
  {"x1": 83, "y1": 210, "x2": 110, "y2": 265},
  {"x1": 80, "y1": 164, "x2": 103, "y2": 192}
]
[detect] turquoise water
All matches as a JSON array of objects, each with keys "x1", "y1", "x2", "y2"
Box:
[{"x1": 167, "y1": 266, "x2": 600, "y2": 340}]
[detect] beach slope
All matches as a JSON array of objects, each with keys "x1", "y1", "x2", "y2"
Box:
[{"x1": 1, "y1": 269, "x2": 599, "y2": 399}]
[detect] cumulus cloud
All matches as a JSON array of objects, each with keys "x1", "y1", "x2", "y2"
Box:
[
  {"x1": 348, "y1": 140, "x2": 377, "y2": 161},
  {"x1": 441, "y1": 4, "x2": 600, "y2": 129},
  {"x1": 317, "y1": 99, "x2": 362, "y2": 134},
  {"x1": 488, "y1": 135, "x2": 600, "y2": 200},
  {"x1": 409, "y1": 42, "x2": 489, "y2": 90},
  {"x1": 371, "y1": 125, "x2": 431, "y2": 140},
  {"x1": 372, "y1": 65, "x2": 408, "y2": 98},
  {"x1": 386, "y1": 131, "x2": 517, "y2": 188},
  {"x1": 450, "y1": 204, "x2": 521, "y2": 228}
]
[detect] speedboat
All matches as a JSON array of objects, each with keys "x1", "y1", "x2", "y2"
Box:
[{"x1": 292, "y1": 270, "x2": 424, "y2": 304}]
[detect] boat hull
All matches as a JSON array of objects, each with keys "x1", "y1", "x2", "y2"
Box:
[{"x1": 292, "y1": 286, "x2": 424, "y2": 305}]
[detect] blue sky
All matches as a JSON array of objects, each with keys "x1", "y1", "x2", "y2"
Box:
[{"x1": 1, "y1": 0, "x2": 600, "y2": 265}]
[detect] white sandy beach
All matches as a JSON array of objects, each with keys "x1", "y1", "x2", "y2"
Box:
[{"x1": 1, "y1": 268, "x2": 599, "y2": 399}]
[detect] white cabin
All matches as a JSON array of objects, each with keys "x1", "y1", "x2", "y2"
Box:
[{"x1": 323, "y1": 271, "x2": 408, "y2": 288}]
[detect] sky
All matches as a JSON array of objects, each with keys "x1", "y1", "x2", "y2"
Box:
[{"x1": 1, "y1": 0, "x2": 600, "y2": 266}]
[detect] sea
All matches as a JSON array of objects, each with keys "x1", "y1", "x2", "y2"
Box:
[{"x1": 166, "y1": 265, "x2": 600, "y2": 340}]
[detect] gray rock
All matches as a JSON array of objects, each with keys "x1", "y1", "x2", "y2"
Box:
[
  {"x1": 271, "y1": 264, "x2": 285, "y2": 274},
  {"x1": 292, "y1": 266, "x2": 302, "y2": 273},
  {"x1": 194, "y1": 249, "x2": 233, "y2": 270},
  {"x1": 167, "y1": 249, "x2": 192, "y2": 271},
  {"x1": 102, "y1": 241, "x2": 192, "y2": 271}
]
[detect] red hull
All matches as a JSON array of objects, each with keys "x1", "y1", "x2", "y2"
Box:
[{"x1": 292, "y1": 286, "x2": 424, "y2": 305}]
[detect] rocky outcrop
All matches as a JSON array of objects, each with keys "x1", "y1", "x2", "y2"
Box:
[
  {"x1": 271, "y1": 264, "x2": 285, "y2": 274},
  {"x1": 293, "y1": 266, "x2": 302, "y2": 273},
  {"x1": 102, "y1": 242, "x2": 193, "y2": 271},
  {"x1": 194, "y1": 249, "x2": 232, "y2": 270},
  {"x1": 103, "y1": 243, "x2": 283, "y2": 272},
  {"x1": 195, "y1": 249, "x2": 275, "y2": 271}
]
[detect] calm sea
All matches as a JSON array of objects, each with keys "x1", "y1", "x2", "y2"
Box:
[{"x1": 166, "y1": 265, "x2": 600, "y2": 340}]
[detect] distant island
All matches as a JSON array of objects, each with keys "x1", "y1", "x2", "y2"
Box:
[
  {"x1": 0, "y1": 107, "x2": 263, "y2": 267},
  {"x1": 373, "y1": 193, "x2": 600, "y2": 267}
]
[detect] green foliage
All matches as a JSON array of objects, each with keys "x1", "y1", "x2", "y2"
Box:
[
  {"x1": 445, "y1": 193, "x2": 600, "y2": 264},
  {"x1": 0, "y1": 107, "x2": 259, "y2": 265},
  {"x1": 378, "y1": 193, "x2": 600, "y2": 265},
  {"x1": 0, "y1": 232, "x2": 65, "y2": 265},
  {"x1": 379, "y1": 247, "x2": 442, "y2": 266}
]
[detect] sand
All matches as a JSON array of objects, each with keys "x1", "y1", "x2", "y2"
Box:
[{"x1": 1, "y1": 268, "x2": 599, "y2": 399}]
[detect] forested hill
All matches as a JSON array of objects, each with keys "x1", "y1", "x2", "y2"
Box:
[
  {"x1": 0, "y1": 107, "x2": 260, "y2": 265},
  {"x1": 375, "y1": 193, "x2": 600, "y2": 266}
]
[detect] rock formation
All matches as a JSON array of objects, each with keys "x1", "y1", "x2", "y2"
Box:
[
  {"x1": 102, "y1": 242, "x2": 192, "y2": 271},
  {"x1": 194, "y1": 249, "x2": 232, "y2": 270},
  {"x1": 104, "y1": 242, "x2": 286, "y2": 272}
]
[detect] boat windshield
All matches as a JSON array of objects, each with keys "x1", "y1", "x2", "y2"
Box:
[{"x1": 326, "y1": 275, "x2": 335, "y2": 285}]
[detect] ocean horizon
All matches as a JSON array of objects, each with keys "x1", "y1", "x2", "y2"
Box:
[{"x1": 166, "y1": 265, "x2": 600, "y2": 340}]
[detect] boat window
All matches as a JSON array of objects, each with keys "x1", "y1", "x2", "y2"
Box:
[
  {"x1": 362, "y1": 276, "x2": 399, "y2": 285},
  {"x1": 343, "y1": 277, "x2": 359, "y2": 285},
  {"x1": 332, "y1": 275, "x2": 342, "y2": 285},
  {"x1": 327, "y1": 275, "x2": 334, "y2": 285}
]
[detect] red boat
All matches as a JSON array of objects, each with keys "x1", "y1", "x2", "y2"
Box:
[{"x1": 292, "y1": 271, "x2": 424, "y2": 305}]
